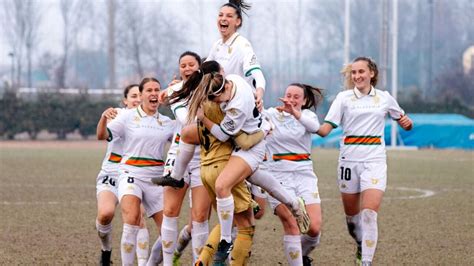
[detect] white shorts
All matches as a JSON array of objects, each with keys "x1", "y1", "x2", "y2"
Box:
[
  {"x1": 96, "y1": 171, "x2": 119, "y2": 198},
  {"x1": 267, "y1": 169, "x2": 321, "y2": 211},
  {"x1": 118, "y1": 173, "x2": 164, "y2": 217},
  {"x1": 337, "y1": 161, "x2": 387, "y2": 193},
  {"x1": 232, "y1": 140, "x2": 266, "y2": 172},
  {"x1": 164, "y1": 156, "x2": 202, "y2": 189}
]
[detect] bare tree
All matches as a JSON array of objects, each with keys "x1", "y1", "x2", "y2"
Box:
[
  {"x1": 57, "y1": 0, "x2": 90, "y2": 88},
  {"x1": 1, "y1": 0, "x2": 42, "y2": 88}
]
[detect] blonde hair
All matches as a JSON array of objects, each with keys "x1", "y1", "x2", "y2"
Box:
[
  {"x1": 341, "y1": 57, "x2": 379, "y2": 90},
  {"x1": 186, "y1": 73, "x2": 225, "y2": 124}
]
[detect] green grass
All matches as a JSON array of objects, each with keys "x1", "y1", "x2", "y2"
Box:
[{"x1": 0, "y1": 142, "x2": 473, "y2": 264}]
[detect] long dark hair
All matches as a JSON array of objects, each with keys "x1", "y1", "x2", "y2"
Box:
[
  {"x1": 168, "y1": 60, "x2": 221, "y2": 105},
  {"x1": 138, "y1": 77, "x2": 160, "y2": 93},
  {"x1": 222, "y1": 0, "x2": 251, "y2": 28},
  {"x1": 179, "y1": 51, "x2": 202, "y2": 66},
  {"x1": 123, "y1": 83, "x2": 139, "y2": 99},
  {"x1": 288, "y1": 83, "x2": 324, "y2": 111}
]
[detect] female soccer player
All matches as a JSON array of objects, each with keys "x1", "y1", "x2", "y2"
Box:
[
  {"x1": 160, "y1": 51, "x2": 212, "y2": 265},
  {"x1": 97, "y1": 77, "x2": 175, "y2": 266},
  {"x1": 317, "y1": 57, "x2": 413, "y2": 266},
  {"x1": 207, "y1": 0, "x2": 266, "y2": 110},
  {"x1": 265, "y1": 83, "x2": 324, "y2": 266},
  {"x1": 95, "y1": 84, "x2": 150, "y2": 266}
]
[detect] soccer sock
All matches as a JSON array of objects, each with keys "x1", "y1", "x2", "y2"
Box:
[
  {"x1": 346, "y1": 213, "x2": 362, "y2": 245},
  {"x1": 171, "y1": 141, "x2": 195, "y2": 180},
  {"x1": 301, "y1": 233, "x2": 321, "y2": 256},
  {"x1": 248, "y1": 169, "x2": 295, "y2": 209},
  {"x1": 176, "y1": 224, "x2": 192, "y2": 255},
  {"x1": 198, "y1": 224, "x2": 221, "y2": 265},
  {"x1": 136, "y1": 227, "x2": 150, "y2": 266},
  {"x1": 283, "y1": 234, "x2": 303, "y2": 266},
  {"x1": 121, "y1": 223, "x2": 139, "y2": 266},
  {"x1": 191, "y1": 220, "x2": 209, "y2": 262},
  {"x1": 230, "y1": 226, "x2": 255, "y2": 265},
  {"x1": 231, "y1": 226, "x2": 238, "y2": 242},
  {"x1": 146, "y1": 236, "x2": 162, "y2": 266},
  {"x1": 360, "y1": 209, "x2": 378, "y2": 262},
  {"x1": 216, "y1": 195, "x2": 235, "y2": 243},
  {"x1": 96, "y1": 220, "x2": 113, "y2": 251},
  {"x1": 161, "y1": 215, "x2": 179, "y2": 265}
]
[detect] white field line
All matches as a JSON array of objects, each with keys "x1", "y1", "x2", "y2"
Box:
[{"x1": 1, "y1": 185, "x2": 436, "y2": 205}]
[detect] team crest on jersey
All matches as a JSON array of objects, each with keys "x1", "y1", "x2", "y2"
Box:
[
  {"x1": 373, "y1": 95, "x2": 380, "y2": 104},
  {"x1": 133, "y1": 116, "x2": 141, "y2": 123},
  {"x1": 228, "y1": 108, "x2": 238, "y2": 116},
  {"x1": 228, "y1": 47, "x2": 233, "y2": 54}
]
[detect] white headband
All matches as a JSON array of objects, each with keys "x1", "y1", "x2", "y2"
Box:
[{"x1": 211, "y1": 78, "x2": 226, "y2": 96}]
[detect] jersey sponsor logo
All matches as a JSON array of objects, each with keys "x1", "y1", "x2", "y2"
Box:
[
  {"x1": 249, "y1": 54, "x2": 257, "y2": 66},
  {"x1": 222, "y1": 119, "x2": 235, "y2": 132}
]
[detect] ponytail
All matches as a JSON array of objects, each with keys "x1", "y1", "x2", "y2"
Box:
[{"x1": 289, "y1": 83, "x2": 324, "y2": 111}]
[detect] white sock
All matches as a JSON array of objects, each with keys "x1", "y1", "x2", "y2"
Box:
[
  {"x1": 161, "y1": 215, "x2": 179, "y2": 265},
  {"x1": 283, "y1": 234, "x2": 303, "y2": 266},
  {"x1": 248, "y1": 169, "x2": 294, "y2": 208},
  {"x1": 121, "y1": 223, "x2": 139, "y2": 266},
  {"x1": 136, "y1": 227, "x2": 150, "y2": 266},
  {"x1": 171, "y1": 141, "x2": 195, "y2": 180},
  {"x1": 191, "y1": 220, "x2": 209, "y2": 262},
  {"x1": 346, "y1": 213, "x2": 362, "y2": 244},
  {"x1": 96, "y1": 220, "x2": 113, "y2": 251},
  {"x1": 176, "y1": 224, "x2": 192, "y2": 254},
  {"x1": 216, "y1": 195, "x2": 234, "y2": 243},
  {"x1": 146, "y1": 236, "x2": 162, "y2": 266},
  {"x1": 231, "y1": 226, "x2": 238, "y2": 242},
  {"x1": 301, "y1": 233, "x2": 321, "y2": 256},
  {"x1": 360, "y1": 209, "x2": 378, "y2": 262}
]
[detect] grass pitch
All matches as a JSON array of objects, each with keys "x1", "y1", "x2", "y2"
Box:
[{"x1": 0, "y1": 141, "x2": 473, "y2": 264}]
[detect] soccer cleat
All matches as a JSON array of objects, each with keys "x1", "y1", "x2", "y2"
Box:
[
  {"x1": 172, "y1": 251, "x2": 181, "y2": 266},
  {"x1": 151, "y1": 173, "x2": 185, "y2": 188},
  {"x1": 355, "y1": 243, "x2": 362, "y2": 265},
  {"x1": 302, "y1": 255, "x2": 313, "y2": 266},
  {"x1": 213, "y1": 239, "x2": 233, "y2": 266},
  {"x1": 292, "y1": 197, "x2": 311, "y2": 234},
  {"x1": 99, "y1": 250, "x2": 112, "y2": 266}
]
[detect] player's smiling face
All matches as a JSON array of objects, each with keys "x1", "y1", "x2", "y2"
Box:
[
  {"x1": 284, "y1": 85, "x2": 305, "y2": 110},
  {"x1": 124, "y1": 86, "x2": 141, "y2": 109},
  {"x1": 140, "y1": 81, "x2": 161, "y2": 114},
  {"x1": 351, "y1": 60, "x2": 374, "y2": 91},
  {"x1": 217, "y1": 6, "x2": 241, "y2": 41},
  {"x1": 179, "y1": 55, "x2": 200, "y2": 82}
]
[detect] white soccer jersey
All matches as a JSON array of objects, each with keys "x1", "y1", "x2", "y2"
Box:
[
  {"x1": 107, "y1": 105, "x2": 175, "y2": 179},
  {"x1": 99, "y1": 107, "x2": 125, "y2": 175},
  {"x1": 166, "y1": 81, "x2": 200, "y2": 168},
  {"x1": 264, "y1": 108, "x2": 319, "y2": 172},
  {"x1": 218, "y1": 74, "x2": 262, "y2": 136},
  {"x1": 207, "y1": 32, "x2": 262, "y2": 88},
  {"x1": 324, "y1": 87, "x2": 405, "y2": 162}
]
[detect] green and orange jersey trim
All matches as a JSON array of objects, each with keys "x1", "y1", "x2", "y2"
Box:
[
  {"x1": 125, "y1": 157, "x2": 164, "y2": 167},
  {"x1": 344, "y1": 135, "x2": 382, "y2": 145},
  {"x1": 272, "y1": 153, "x2": 311, "y2": 162},
  {"x1": 174, "y1": 133, "x2": 181, "y2": 144},
  {"x1": 108, "y1": 152, "x2": 122, "y2": 163}
]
